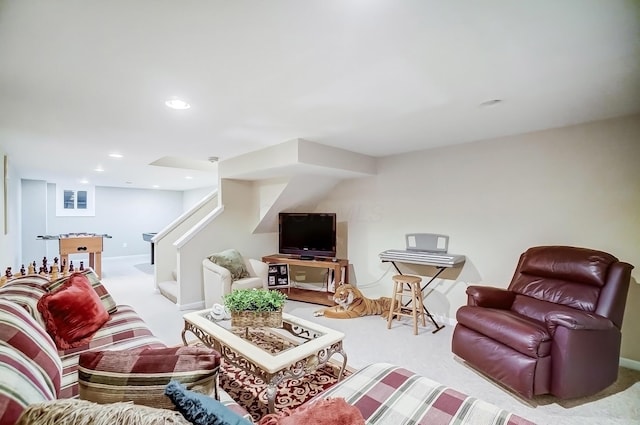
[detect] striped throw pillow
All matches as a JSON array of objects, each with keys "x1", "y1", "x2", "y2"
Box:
[
  {"x1": 46, "y1": 268, "x2": 117, "y2": 314},
  {"x1": 0, "y1": 299, "x2": 63, "y2": 425},
  {"x1": 78, "y1": 346, "x2": 220, "y2": 410}
]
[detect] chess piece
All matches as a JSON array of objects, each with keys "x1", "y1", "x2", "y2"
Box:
[
  {"x1": 0, "y1": 275, "x2": 6, "y2": 287},
  {"x1": 42, "y1": 257, "x2": 48, "y2": 270},
  {"x1": 28, "y1": 262, "x2": 35, "y2": 275},
  {"x1": 69, "y1": 261, "x2": 75, "y2": 272},
  {"x1": 5, "y1": 267, "x2": 12, "y2": 279},
  {"x1": 39, "y1": 266, "x2": 46, "y2": 276},
  {"x1": 61, "y1": 259, "x2": 68, "y2": 276},
  {"x1": 79, "y1": 261, "x2": 85, "y2": 271},
  {"x1": 51, "y1": 261, "x2": 59, "y2": 280},
  {"x1": 20, "y1": 264, "x2": 26, "y2": 276}
]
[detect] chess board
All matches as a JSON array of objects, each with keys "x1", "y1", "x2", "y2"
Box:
[{"x1": 0, "y1": 256, "x2": 88, "y2": 287}]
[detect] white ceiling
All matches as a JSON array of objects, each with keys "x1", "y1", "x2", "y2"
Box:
[{"x1": 1, "y1": 1, "x2": 639, "y2": 191}]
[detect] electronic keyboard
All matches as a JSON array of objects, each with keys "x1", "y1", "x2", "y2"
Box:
[{"x1": 379, "y1": 249, "x2": 465, "y2": 267}]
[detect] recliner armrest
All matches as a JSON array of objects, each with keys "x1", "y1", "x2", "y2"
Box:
[
  {"x1": 545, "y1": 310, "x2": 614, "y2": 335},
  {"x1": 466, "y1": 286, "x2": 515, "y2": 309}
]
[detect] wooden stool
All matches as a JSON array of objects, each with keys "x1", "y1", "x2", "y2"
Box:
[{"x1": 386, "y1": 274, "x2": 427, "y2": 335}]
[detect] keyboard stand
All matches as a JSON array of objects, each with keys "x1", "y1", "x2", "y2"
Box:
[{"x1": 381, "y1": 259, "x2": 448, "y2": 334}]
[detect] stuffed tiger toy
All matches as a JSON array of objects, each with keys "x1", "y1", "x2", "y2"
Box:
[{"x1": 314, "y1": 284, "x2": 392, "y2": 319}]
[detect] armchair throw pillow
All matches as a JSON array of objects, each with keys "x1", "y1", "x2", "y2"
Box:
[
  {"x1": 78, "y1": 346, "x2": 220, "y2": 410},
  {"x1": 207, "y1": 249, "x2": 250, "y2": 281}
]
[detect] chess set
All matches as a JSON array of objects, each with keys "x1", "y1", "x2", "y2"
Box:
[{"x1": 0, "y1": 256, "x2": 87, "y2": 287}]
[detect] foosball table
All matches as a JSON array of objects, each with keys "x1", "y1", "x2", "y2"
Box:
[
  {"x1": 0, "y1": 256, "x2": 88, "y2": 287},
  {"x1": 36, "y1": 233, "x2": 112, "y2": 277}
]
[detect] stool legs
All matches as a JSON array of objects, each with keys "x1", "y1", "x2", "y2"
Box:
[
  {"x1": 386, "y1": 280, "x2": 401, "y2": 330},
  {"x1": 387, "y1": 276, "x2": 426, "y2": 335}
]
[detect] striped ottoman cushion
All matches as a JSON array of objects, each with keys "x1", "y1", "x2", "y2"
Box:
[
  {"x1": 78, "y1": 346, "x2": 220, "y2": 410},
  {"x1": 0, "y1": 299, "x2": 62, "y2": 425}
]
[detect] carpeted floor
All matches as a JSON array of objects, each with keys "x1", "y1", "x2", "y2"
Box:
[{"x1": 219, "y1": 361, "x2": 350, "y2": 422}]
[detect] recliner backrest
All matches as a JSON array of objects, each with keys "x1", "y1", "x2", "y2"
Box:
[{"x1": 508, "y1": 246, "x2": 619, "y2": 320}]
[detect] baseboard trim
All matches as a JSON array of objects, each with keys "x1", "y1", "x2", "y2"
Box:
[
  {"x1": 620, "y1": 357, "x2": 640, "y2": 371},
  {"x1": 179, "y1": 300, "x2": 205, "y2": 311}
]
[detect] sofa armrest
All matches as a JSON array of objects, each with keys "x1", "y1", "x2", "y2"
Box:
[
  {"x1": 202, "y1": 259, "x2": 233, "y2": 308},
  {"x1": 466, "y1": 286, "x2": 515, "y2": 309}
]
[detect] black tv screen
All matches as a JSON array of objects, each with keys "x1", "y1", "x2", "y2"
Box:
[{"x1": 279, "y1": 212, "x2": 336, "y2": 258}]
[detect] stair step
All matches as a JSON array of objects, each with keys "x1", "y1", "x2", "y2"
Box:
[{"x1": 158, "y1": 280, "x2": 178, "y2": 304}]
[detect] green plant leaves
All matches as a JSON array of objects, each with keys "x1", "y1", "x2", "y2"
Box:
[{"x1": 223, "y1": 289, "x2": 287, "y2": 312}]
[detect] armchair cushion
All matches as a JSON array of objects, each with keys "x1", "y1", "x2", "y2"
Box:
[
  {"x1": 207, "y1": 249, "x2": 250, "y2": 281},
  {"x1": 456, "y1": 306, "x2": 551, "y2": 357}
]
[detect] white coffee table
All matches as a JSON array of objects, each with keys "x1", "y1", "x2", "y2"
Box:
[{"x1": 182, "y1": 310, "x2": 347, "y2": 413}]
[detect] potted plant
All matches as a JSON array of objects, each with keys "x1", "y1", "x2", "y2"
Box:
[{"x1": 223, "y1": 288, "x2": 287, "y2": 328}]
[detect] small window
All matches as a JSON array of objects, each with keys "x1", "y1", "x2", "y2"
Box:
[{"x1": 56, "y1": 185, "x2": 95, "y2": 216}]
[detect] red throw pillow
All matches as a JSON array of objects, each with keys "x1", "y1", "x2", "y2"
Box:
[
  {"x1": 37, "y1": 272, "x2": 109, "y2": 350},
  {"x1": 258, "y1": 397, "x2": 365, "y2": 425}
]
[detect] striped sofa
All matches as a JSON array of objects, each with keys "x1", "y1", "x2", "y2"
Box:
[
  {"x1": 0, "y1": 272, "x2": 253, "y2": 425},
  {"x1": 0, "y1": 273, "x2": 164, "y2": 424}
]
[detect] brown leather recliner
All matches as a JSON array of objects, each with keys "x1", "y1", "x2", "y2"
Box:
[{"x1": 451, "y1": 246, "x2": 634, "y2": 399}]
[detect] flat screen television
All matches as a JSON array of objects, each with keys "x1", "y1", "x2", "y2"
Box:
[{"x1": 278, "y1": 212, "x2": 336, "y2": 259}]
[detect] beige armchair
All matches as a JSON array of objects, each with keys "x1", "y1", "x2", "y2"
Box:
[{"x1": 202, "y1": 256, "x2": 269, "y2": 308}]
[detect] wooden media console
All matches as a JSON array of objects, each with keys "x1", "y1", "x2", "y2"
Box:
[{"x1": 261, "y1": 254, "x2": 349, "y2": 306}]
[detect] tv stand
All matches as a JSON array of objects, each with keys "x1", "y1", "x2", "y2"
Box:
[{"x1": 261, "y1": 254, "x2": 349, "y2": 306}]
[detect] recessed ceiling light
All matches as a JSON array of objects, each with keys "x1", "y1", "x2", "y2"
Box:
[
  {"x1": 109, "y1": 153, "x2": 123, "y2": 158},
  {"x1": 94, "y1": 167, "x2": 104, "y2": 172},
  {"x1": 479, "y1": 99, "x2": 503, "y2": 107},
  {"x1": 165, "y1": 98, "x2": 191, "y2": 110},
  {"x1": 79, "y1": 179, "x2": 89, "y2": 184},
  {"x1": 185, "y1": 176, "x2": 193, "y2": 180},
  {"x1": 152, "y1": 185, "x2": 160, "y2": 189}
]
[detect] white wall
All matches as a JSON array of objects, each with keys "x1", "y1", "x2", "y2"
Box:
[
  {"x1": 0, "y1": 152, "x2": 21, "y2": 270},
  {"x1": 20, "y1": 182, "x2": 184, "y2": 265},
  {"x1": 317, "y1": 114, "x2": 640, "y2": 360},
  {"x1": 183, "y1": 186, "x2": 216, "y2": 211}
]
